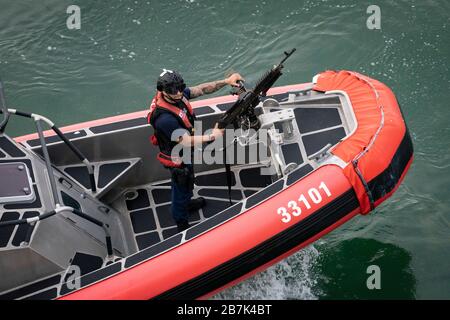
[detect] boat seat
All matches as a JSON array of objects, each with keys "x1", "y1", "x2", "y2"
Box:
[{"x1": 61, "y1": 158, "x2": 141, "y2": 198}]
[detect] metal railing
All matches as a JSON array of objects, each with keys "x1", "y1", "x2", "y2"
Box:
[
  {"x1": 0, "y1": 80, "x2": 10, "y2": 133},
  {"x1": 1, "y1": 81, "x2": 95, "y2": 192},
  {"x1": 0, "y1": 79, "x2": 113, "y2": 258},
  {"x1": 0, "y1": 109, "x2": 97, "y2": 196}
]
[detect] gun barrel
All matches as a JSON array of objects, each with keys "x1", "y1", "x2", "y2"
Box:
[
  {"x1": 218, "y1": 49, "x2": 296, "y2": 130},
  {"x1": 278, "y1": 48, "x2": 296, "y2": 66}
]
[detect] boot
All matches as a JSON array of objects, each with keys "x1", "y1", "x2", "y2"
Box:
[
  {"x1": 186, "y1": 197, "x2": 206, "y2": 212},
  {"x1": 177, "y1": 220, "x2": 190, "y2": 233}
]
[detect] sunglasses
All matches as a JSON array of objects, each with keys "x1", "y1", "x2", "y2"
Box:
[{"x1": 165, "y1": 83, "x2": 186, "y2": 95}]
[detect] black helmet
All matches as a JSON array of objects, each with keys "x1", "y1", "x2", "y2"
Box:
[{"x1": 156, "y1": 69, "x2": 186, "y2": 94}]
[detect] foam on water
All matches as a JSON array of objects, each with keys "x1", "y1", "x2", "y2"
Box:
[{"x1": 213, "y1": 246, "x2": 320, "y2": 300}]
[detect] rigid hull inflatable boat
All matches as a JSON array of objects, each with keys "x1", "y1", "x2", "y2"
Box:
[{"x1": 0, "y1": 70, "x2": 413, "y2": 300}]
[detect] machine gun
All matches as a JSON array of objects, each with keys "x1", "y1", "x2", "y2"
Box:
[
  {"x1": 215, "y1": 49, "x2": 296, "y2": 205},
  {"x1": 217, "y1": 48, "x2": 296, "y2": 131}
]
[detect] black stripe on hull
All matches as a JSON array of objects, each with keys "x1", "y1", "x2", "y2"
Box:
[
  {"x1": 26, "y1": 130, "x2": 87, "y2": 147},
  {"x1": 154, "y1": 188, "x2": 359, "y2": 300},
  {"x1": 90, "y1": 118, "x2": 147, "y2": 134},
  {"x1": 369, "y1": 128, "x2": 413, "y2": 202}
]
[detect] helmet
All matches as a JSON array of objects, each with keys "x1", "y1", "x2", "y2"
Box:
[{"x1": 156, "y1": 69, "x2": 186, "y2": 94}]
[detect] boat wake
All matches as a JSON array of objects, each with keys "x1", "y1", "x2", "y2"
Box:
[{"x1": 213, "y1": 245, "x2": 320, "y2": 300}]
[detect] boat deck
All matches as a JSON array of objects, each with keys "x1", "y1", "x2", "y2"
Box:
[
  {"x1": 112, "y1": 164, "x2": 269, "y2": 250},
  {"x1": 112, "y1": 90, "x2": 353, "y2": 251}
]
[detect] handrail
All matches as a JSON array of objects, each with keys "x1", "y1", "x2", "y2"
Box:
[
  {"x1": 1, "y1": 108, "x2": 97, "y2": 192},
  {"x1": 35, "y1": 119, "x2": 61, "y2": 206},
  {"x1": 0, "y1": 80, "x2": 10, "y2": 133},
  {"x1": 0, "y1": 206, "x2": 113, "y2": 258},
  {"x1": 0, "y1": 84, "x2": 112, "y2": 259}
]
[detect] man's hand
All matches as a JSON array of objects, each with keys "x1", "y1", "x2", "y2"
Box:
[
  {"x1": 189, "y1": 73, "x2": 245, "y2": 99},
  {"x1": 179, "y1": 123, "x2": 225, "y2": 146},
  {"x1": 207, "y1": 122, "x2": 225, "y2": 142},
  {"x1": 225, "y1": 73, "x2": 244, "y2": 87},
  {"x1": 211, "y1": 122, "x2": 225, "y2": 140}
]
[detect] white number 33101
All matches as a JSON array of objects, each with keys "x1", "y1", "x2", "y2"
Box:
[{"x1": 277, "y1": 182, "x2": 331, "y2": 223}]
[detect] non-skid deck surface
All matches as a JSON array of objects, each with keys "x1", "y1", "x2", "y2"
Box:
[
  {"x1": 274, "y1": 97, "x2": 348, "y2": 169},
  {"x1": 121, "y1": 165, "x2": 272, "y2": 250}
]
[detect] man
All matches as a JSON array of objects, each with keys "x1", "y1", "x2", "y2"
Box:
[{"x1": 147, "y1": 69, "x2": 244, "y2": 232}]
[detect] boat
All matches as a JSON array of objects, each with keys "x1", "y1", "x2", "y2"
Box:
[{"x1": 0, "y1": 68, "x2": 413, "y2": 300}]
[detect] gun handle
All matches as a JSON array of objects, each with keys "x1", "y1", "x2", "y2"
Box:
[
  {"x1": 217, "y1": 121, "x2": 227, "y2": 130},
  {"x1": 230, "y1": 80, "x2": 246, "y2": 96}
]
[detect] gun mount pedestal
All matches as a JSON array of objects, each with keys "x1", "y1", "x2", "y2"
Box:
[{"x1": 257, "y1": 106, "x2": 298, "y2": 177}]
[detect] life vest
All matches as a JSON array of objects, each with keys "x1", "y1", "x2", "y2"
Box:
[{"x1": 147, "y1": 91, "x2": 195, "y2": 168}]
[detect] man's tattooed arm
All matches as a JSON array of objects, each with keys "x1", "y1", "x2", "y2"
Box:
[
  {"x1": 189, "y1": 80, "x2": 228, "y2": 99},
  {"x1": 189, "y1": 73, "x2": 244, "y2": 99}
]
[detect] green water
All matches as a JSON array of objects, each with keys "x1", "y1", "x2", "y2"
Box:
[{"x1": 1, "y1": 0, "x2": 449, "y2": 299}]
